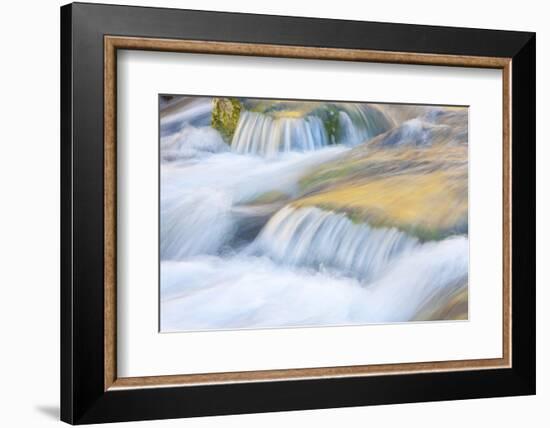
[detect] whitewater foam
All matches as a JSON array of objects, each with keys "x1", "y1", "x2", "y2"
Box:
[{"x1": 160, "y1": 234, "x2": 468, "y2": 331}]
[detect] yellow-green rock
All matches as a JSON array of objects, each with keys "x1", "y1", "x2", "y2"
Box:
[{"x1": 211, "y1": 97, "x2": 242, "y2": 143}]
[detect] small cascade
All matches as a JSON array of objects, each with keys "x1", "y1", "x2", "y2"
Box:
[
  {"x1": 231, "y1": 111, "x2": 329, "y2": 157},
  {"x1": 339, "y1": 111, "x2": 369, "y2": 146},
  {"x1": 159, "y1": 147, "x2": 346, "y2": 260},
  {"x1": 251, "y1": 205, "x2": 419, "y2": 281},
  {"x1": 337, "y1": 104, "x2": 394, "y2": 145},
  {"x1": 230, "y1": 103, "x2": 393, "y2": 157}
]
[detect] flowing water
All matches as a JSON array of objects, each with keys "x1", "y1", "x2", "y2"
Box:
[
  {"x1": 159, "y1": 97, "x2": 468, "y2": 332},
  {"x1": 231, "y1": 111, "x2": 329, "y2": 156}
]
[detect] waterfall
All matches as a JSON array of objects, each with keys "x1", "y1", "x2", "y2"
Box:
[
  {"x1": 339, "y1": 111, "x2": 369, "y2": 146},
  {"x1": 231, "y1": 111, "x2": 329, "y2": 157},
  {"x1": 231, "y1": 104, "x2": 393, "y2": 157},
  {"x1": 251, "y1": 206, "x2": 419, "y2": 281},
  {"x1": 338, "y1": 104, "x2": 394, "y2": 145},
  {"x1": 160, "y1": 148, "x2": 347, "y2": 261}
]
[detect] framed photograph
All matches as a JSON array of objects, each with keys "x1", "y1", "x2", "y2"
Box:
[{"x1": 60, "y1": 2, "x2": 536, "y2": 424}]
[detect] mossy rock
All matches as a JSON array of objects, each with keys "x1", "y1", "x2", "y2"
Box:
[{"x1": 211, "y1": 98, "x2": 242, "y2": 143}]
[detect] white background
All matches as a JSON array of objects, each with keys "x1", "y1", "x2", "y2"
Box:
[
  {"x1": 118, "y1": 51, "x2": 502, "y2": 377},
  {"x1": 0, "y1": 0, "x2": 546, "y2": 427}
]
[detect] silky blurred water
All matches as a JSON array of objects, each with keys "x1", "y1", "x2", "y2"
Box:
[{"x1": 158, "y1": 96, "x2": 468, "y2": 331}]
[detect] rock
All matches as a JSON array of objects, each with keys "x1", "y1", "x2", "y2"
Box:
[{"x1": 211, "y1": 97, "x2": 242, "y2": 143}]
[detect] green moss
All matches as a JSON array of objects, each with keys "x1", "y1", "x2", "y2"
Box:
[{"x1": 211, "y1": 98, "x2": 242, "y2": 143}]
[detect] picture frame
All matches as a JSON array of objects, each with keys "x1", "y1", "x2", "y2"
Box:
[{"x1": 60, "y1": 2, "x2": 535, "y2": 424}]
